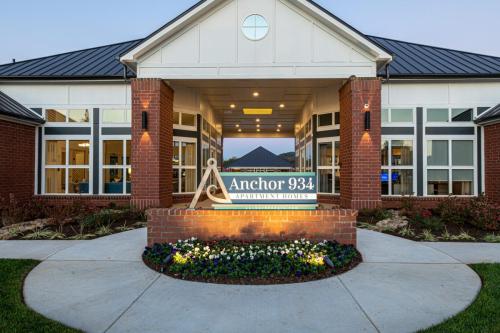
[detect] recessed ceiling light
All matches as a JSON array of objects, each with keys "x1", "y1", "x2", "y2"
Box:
[
  {"x1": 235, "y1": 124, "x2": 240, "y2": 128},
  {"x1": 277, "y1": 129, "x2": 281, "y2": 132},
  {"x1": 256, "y1": 124, "x2": 260, "y2": 128},
  {"x1": 257, "y1": 129, "x2": 261, "y2": 132},
  {"x1": 256, "y1": 118, "x2": 260, "y2": 122},
  {"x1": 253, "y1": 92, "x2": 260, "y2": 97},
  {"x1": 230, "y1": 104, "x2": 236, "y2": 109},
  {"x1": 277, "y1": 124, "x2": 282, "y2": 128},
  {"x1": 279, "y1": 104, "x2": 285, "y2": 108},
  {"x1": 238, "y1": 128, "x2": 242, "y2": 132}
]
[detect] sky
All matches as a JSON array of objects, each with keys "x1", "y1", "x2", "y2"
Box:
[{"x1": 2, "y1": 0, "x2": 499, "y2": 157}]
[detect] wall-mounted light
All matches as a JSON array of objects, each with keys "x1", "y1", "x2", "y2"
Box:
[
  {"x1": 142, "y1": 111, "x2": 148, "y2": 130},
  {"x1": 364, "y1": 110, "x2": 371, "y2": 131}
]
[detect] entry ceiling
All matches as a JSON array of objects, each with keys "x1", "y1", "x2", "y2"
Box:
[{"x1": 171, "y1": 79, "x2": 337, "y2": 137}]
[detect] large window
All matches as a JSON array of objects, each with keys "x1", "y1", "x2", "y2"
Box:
[
  {"x1": 381, "y1": 139, "x2": 414, "y2": 195},
  {"x1": 305, "y1": 142, "x2": 313, "y2": 172},
  {"x1": 426, "y1": 139, "x2": 474, "y2": 195},
  {"x1": 102, "y1": 109, "x2": 131, "y2": 124},
  {"x1": 102, "y1": 139, "x2": 131, "y2": 194},
  {"x1": 317, "y1": 112, "x2": 339, "y2": 130},
  {"x1": 173, "y1": 111, "x2": 197, "y2": 129},
  {"x1": 45, "y1": 140, "x2": 90, "y2": 194},
  {"x1": 317, "y1": 139, "x2": 340, "y2": 194},
  {"x1": 427, "y1": 108, "x2": 474, "y2": 123},
  {"x1": 46, "y1": 109, "x2": 89, "y2": 123},
  {"x1": 173, "y1": 138, "x2": 197, "y2": 193},
  {"x1": 382, "y1": 108, "x2": 413, "y2": 124}
]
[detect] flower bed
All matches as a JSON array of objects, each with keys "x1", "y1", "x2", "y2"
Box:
[{"x1": 143, "y1": 238, "x2": 361, "y2": 285}]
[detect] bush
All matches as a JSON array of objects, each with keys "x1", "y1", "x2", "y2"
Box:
[
  {"x1": 412, "y1": 211, "x2": 444, "y2": 232},
  {"x1": 400, "y1": 195, "x2": 419, "y2": 219},
  {"x1": 467, "y1": 196, "x2": 499, "y2": 231},
  {"x1": 358, "y1": 208, "x2": 391, "y2": 223},
  {"x1": 0, "y1": 196, "x2": 46, "y2": 227},
  {"x1": 143, "y1": 238, "x2": 359, "y2": 280},
  {"x1": 436, "y1": 196, "x2": 469, "y2": 225}
]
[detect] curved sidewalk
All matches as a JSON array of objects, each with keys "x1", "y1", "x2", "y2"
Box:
[{"x1": 1, "y1": 229, "x2": 498, "y2": 333}]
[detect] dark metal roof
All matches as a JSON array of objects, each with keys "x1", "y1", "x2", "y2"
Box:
[
  {"x1": 226, "y1": 147, "x2": 293, "y2": 169},
  {"x1": 475, "y1": 104, "x2": 500, "y2": 125},
  {"x1": 0, "y1": 91, "x2": 44, "y2": 124},
  {"x1": 0, "y1": 40, "x2": 141, "y2": 80},
  {"x1": 369, "y1": 36, "x2": 500, "y2": 78}
]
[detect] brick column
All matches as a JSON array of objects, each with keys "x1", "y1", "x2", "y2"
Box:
[
  {"x1": 339, "y1": 77, "x2": 382, "y2": 209},
  {"x1": 131, "y1": 79, "x2": 174, "y2": 209},
  {"x1": 484, "y1": 123, "x2": 500, "y2": 204}
]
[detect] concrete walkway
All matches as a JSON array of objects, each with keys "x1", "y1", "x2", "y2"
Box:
[{"x1": 0, "y1": 230, "x2": 498, "y2": 333}]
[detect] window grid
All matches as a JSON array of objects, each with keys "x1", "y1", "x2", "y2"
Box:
[
  {"x1": 317, "y1": 138, "x2": 340, "y2": 195},
  {"x1": 173, "y1": 137, "x2": 197, "y2": 194},
  {"x1": 101, "y1": 139, "x2": 132, "y2": 195},
  {"x1": 381, "y1": 138, "x2": 415, "y2": 196}
]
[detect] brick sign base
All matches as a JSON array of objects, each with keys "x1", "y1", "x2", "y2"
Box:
[{"x1": 147, "y1": 209, "x2": 357, "y2": 246}]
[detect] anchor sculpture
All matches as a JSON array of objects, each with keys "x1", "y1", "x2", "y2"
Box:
[{"x1": 189, "y1": 158, "x2": 231, "y2": 209}]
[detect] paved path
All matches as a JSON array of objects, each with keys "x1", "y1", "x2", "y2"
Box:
[{"x1": 1, "y1": 229, "x2": 498, "y2": 333}]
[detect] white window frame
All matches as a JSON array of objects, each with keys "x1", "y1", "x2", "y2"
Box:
[
  {"x1": 381, "y1": 107, "x2": 415, "y2": 127},
  {"x1": 381, "y1": 135, "x2": 417, "y2": 196},
  {"x1": 173, "y1": 111, "x2": 197, "y2": 131},
  {"x1": 424, "y1": 135, "x2": 477, "y2": 197},
  {"x1": 173, "y1": 136, "x2": 197, "y2": 194},
  {"x1": 316, "y1": 137, "x2": 340, "y2": 195},
  {"x1": 43, "y1": 107, "x2": 92, "y2": 127},
  {"x1": 424, "y1": 106, "x2": 476, "y2": 126},
  {"x1": 316, "y1": 112, "x2": 339, "y2": 131},
  {"x1": 42, "y1": 136, "x2": 93, "y2": 195},
  {"x1": 100, "y1": 136, "x2": 132, "y2": 195}
]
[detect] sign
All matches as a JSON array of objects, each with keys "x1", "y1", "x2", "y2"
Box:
[{"x1": 189, "y1": 159, "x2": 317, "y2": 210}]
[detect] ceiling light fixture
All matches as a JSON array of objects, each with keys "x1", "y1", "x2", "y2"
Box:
[
  {"x1": 277, "y1": 124, "x2": 282, "y2": 128},
  {"x1": 243, "y1": 109, "x2": 272, "y2": 115},
  {"x1": 256, "y1": 118, "x2": 260, "y2": 122},
  {"x1": 256, "y1": 124, "x2": 260, "y2": 128},
  {"x1": 253, "y1": 92, "x2": 260, "y2": 97},
  {"x1": 279, "y1": 104, "x2": 285, "y2": 108},
  {"x1": 277, "y1": 129, "x2": 281, "y2": 132},
  {"x1": 257, "y1": 129, "x2": 261, "y2": 132},
  {"x1": 230, "y1": 104, "x2": 236, "y2": 109},
  {"x1": 235, "y1": 124, "x2": 240, "y2": 128},
  {"x1": 238, "y1": 128, "x2": 242, "y2": 132}
]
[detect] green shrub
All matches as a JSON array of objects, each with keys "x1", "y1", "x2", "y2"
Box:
[
  {"x1": 400, "y1": 195, "x2": 419, "y2": 219},
  {"x1": 484, "y1": 234, "x2": 500, "y2": 243},
  {"x1": 467, "y1": 196, "x2": 499, "y2": 231},
  {"x1": 413, "y1": 213, "x2": 444, "y2": 232},
  {"x1": 358, "y1": 208, "x2": 391, "y2": 222},
  {"x1": 437, "y1": 196, "x2": 469, "y2": 225},
  {"x1": 79, "y1": 209, "x2": 123, "y2": 229}
]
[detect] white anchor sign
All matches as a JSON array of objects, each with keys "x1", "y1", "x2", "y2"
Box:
[{"x1": 189, "y1": 159, "x2": 318, "y2": 210}]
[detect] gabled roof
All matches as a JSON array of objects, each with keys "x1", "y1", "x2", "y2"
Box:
[
  {"x1": 0, "y1": 91, "x2": 44, "y2": 124},
  {"x1": 475, "y1": 104, "x2": 500, "y2": 125},
  {"x1": 120, "y1": 0, "x2": 392, "y2": 68},
  {"x1": 226, "y1": 147, "x2": 293, "y2": 169},
  {"x1": 0, "y1": 40, "x2": 141, "y2": 80},
  {"x1": 369, "y1": 36, "x2": 500, "y2": 78}
]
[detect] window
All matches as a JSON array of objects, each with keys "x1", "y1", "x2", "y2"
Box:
[
  {"x1": 426, "y1": 139, "x2": 475, "y2": 196},
  {"x1": 173, "y1": 112, "x2": 197, "y2": 129},
  {"x1": 381, "y1": 139, "x2": 414, "y2": 195},
  {"x1": 318, "y1": 113, "x2": 333, "y2": 127},
  {"x1": 46, "y1": 109, "x2": 89, "y2": 123},
  {"x1": 45, "y1": 140, "x2": 90, "y2": 194},
  {"x1": 173, "y1": 138, "x2": 197, "y2": 193},
  {"x1": 102, "y1": 140, "x2": 131, "y2": 194},
  {"x1": 382, "y1": 108, "x2": 413, "y2": 123},
  {"x1": 305, "y1": 142, "x2": 312, "y2": 171},
  {"x1": 317, "y1": 139, "x2": 340, "y2": 194},
  {"x1": 242, "y1": 14, "x2": 269, "y2": 41},
  {"x1": 102, "y1": 109, "x2": 131, "y2": 124},
  {"x1": 427, "y1": 108, "x2": 474, "y2": 123}
]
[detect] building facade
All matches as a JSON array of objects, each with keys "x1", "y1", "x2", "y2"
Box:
[{"x1": 1, "y1": 0, "x2": 499, "y2": 209}]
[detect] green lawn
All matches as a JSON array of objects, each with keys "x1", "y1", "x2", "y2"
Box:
[
  {"x1": 0, "y1": 259, "x2": 80, "y2": 333},
  {"x1": 421, "y1": 263, "x2": 500, "y2": 333}
]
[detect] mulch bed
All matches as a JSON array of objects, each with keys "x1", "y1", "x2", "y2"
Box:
[{"x1": 143, "y1": 249, "x2": 362, "y2": 285}]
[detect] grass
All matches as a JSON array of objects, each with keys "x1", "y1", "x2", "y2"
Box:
[
  {"x1": 421, "y1": 263, "x2": 500, "y2": 333},
  {"x1": 0, "y1": 259, "x2": 80, "y2": 333}
]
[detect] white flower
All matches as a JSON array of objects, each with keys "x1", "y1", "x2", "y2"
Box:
[
  {"x1": 237, "y1": 255, "x2": 241, "y2": 260},
  {"x1": 294, "y1": 240, "x2": 299, "y2": 244},
  {"x1": 209, "y1": 255, "x2": 214, "y2": 260},
  {"x1": 194, "y1": 247, "x2": 200, "y2": 252},
  {"x1": 298, "y1": 250, "x2": 303, "y2": 256},
  {"x1": 226, "y1": 256, "x2": 231, "y2": 260}
]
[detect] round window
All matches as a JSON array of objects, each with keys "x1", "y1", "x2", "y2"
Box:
[{"x1": 242, "y1": 14, "x2": 269, "y2": 41}]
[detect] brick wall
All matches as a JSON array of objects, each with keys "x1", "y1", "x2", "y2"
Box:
[
  {"x1": 131, "y1": 79, "x2": 174, "y2": 209},
  {"x1": 147, "y1": 209, "x2": 357, "y2": 246},
  {"x1": 339, "y1": 77, "x2": 382, "y2": 209},
  {"x1": 484, "y1": 123, "x2": 500, "y2": 204},
  {"x1": 0, "y1": 120, "x2": 36, "y2": 202}
]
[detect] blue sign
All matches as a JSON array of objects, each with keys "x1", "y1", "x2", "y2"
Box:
[{"x1": 220, "y1": 172, "x2": 317, "y2": 205}]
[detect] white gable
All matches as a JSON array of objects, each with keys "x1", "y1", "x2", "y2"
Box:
[{"x1": 123, "y1": 0, "x2": 392, "y2": 79}]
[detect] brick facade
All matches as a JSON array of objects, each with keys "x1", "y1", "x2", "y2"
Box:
[
  {"x1": 131, "y1": 79, "x2": 174, "y2": 209},
  {"x1": 484, "y1": 123, "x2": 500, "y2": 204},
  {"x1": 0, "y1": 119, "x2": 36, "y2": 202},
  {"x1": 339, "y1": 77, "x2": 382, "y2": 209},
  {"x1": 147, "y1": 209, "x2": 357, "y2": 246}
]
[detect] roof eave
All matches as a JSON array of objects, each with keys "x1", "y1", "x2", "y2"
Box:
[{"x1": 0, "y1": 112, "x2": 44, "y2": 126}]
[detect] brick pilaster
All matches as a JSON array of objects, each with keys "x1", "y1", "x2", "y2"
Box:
[
  {"x1": 484, "y1": 123, "x2": 500, "y2": 204},
  {"x1": 131, "y1": 79, "x2": 174, "y2": 209},
  {"x1": 339, "y1": 77, "x2": 382, "y2": 209}
]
